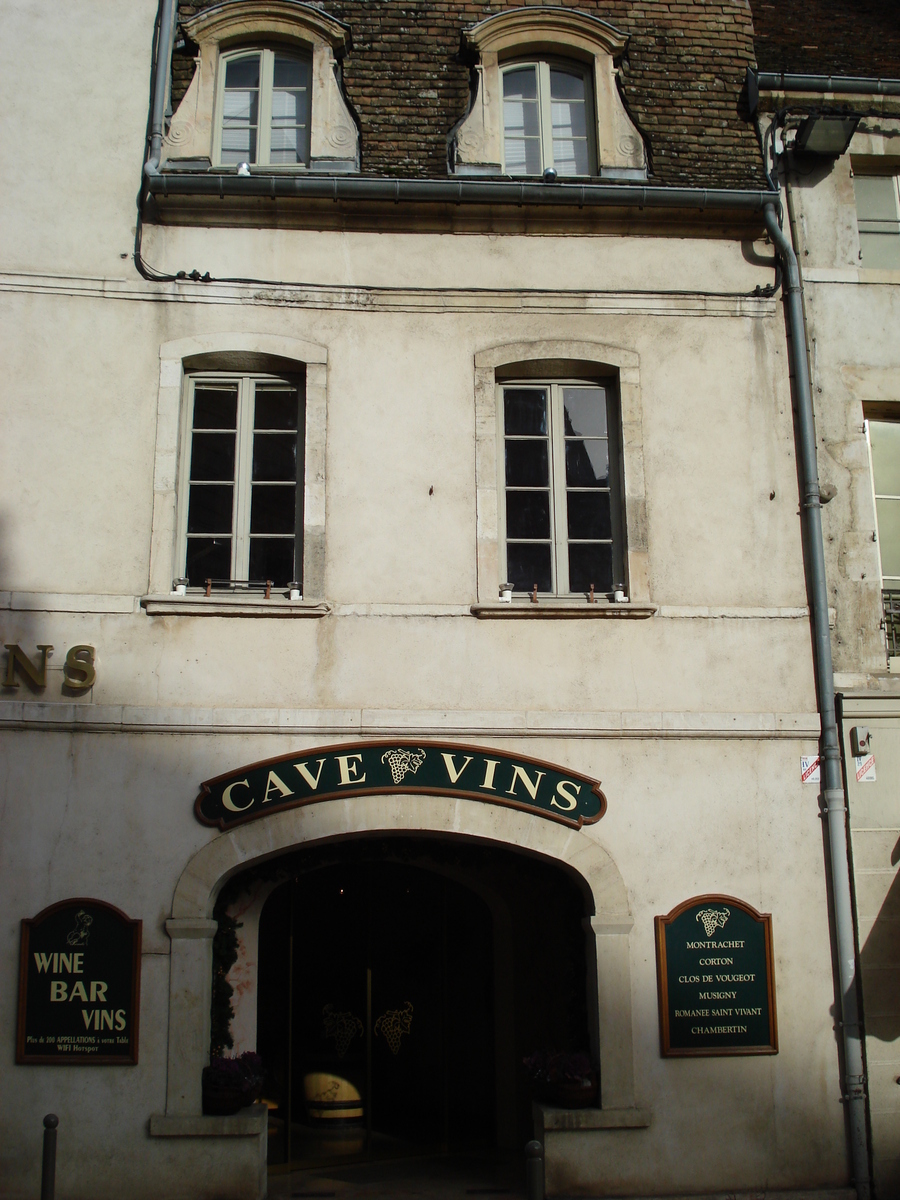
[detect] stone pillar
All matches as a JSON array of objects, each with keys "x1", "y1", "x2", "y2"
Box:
[
  {"x1": 165, "y1": 917, "x2": 218, "y2": 1115},
  {"x1": 585, "y1": 916, "x2": 636, "y2": 1111}
]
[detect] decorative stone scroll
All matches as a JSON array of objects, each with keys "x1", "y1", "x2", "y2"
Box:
[
  {"x1": 195, "y1": 740, "x2": 606, "y2": 831},
  {"x1": 655, "y1": 895, "x2": 777, "y2": 1057}
]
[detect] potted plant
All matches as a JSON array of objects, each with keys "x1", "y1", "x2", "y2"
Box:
[
  {"x1": 523, "y1": 1051, "x2": 598, "y2": 1108},
  {"x1": 202, "y1": 1051, "x2": 265, "y2": 1116}
]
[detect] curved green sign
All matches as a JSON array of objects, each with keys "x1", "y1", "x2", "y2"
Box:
[{"x1": 195, "y1": 740, "x2": 606, "y2": 831}]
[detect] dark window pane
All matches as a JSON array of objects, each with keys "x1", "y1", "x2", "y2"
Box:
[
  {"x1": 255, "y1": 389, "x2": 299, "y2": 431},
  {"x1": 193, "y1": 387, "x2": 237, "y2": 429},
  {"x1": 185, "y1": 537, "x2": 231, "y2": 586},
  {"x1": 249, "y1": 538, "x2": 295, "y2": 587},
  {"x1": 225, "y1": 55, "x2": 260, "y2": 89},
  {"x1": 503, "y1": 66, "x2": 538, "y2": 101},
  {"x1": 506, "y1": 440, "x2": 549, "y2": 487},
  {"x1": 190, "y1": 432, "x2": 235, "y2": 481},
  {"x1": 565, "y1": 439, "x2": 609, "y2": 486},
  {"x1": 550, "y1": 69, "x2": 586, "y2": 102},
  {"x1": 563, "y1": 388, "x2": 607, "y2": 437},
  {"x1": 187, "y1": 484, "x2": 233, "y2": 534},
  {"x1": 567, "y1": 491, "x2": 611, "y2": 540},
  {"x1": 507, "y1": 543, "x2": 552, "y2": 593},
  {"x1": 251, "y1": 485, "x2": 296, "y2": 534},
  {"x1": 504, "y1": 389, "x2": 547, "y2": 435},
  {"x1": 568, "y1": 543, "x2": 613, "y2": 593},
  {"x1": 506, "y1": 491, "x2": 551, "y2": 539},
  {"x1": 252, "y1": 433, "x2": 297, "y2": 481},
  {"x1": 273, "y1": 55, "x2": 309, "y2": 88}
]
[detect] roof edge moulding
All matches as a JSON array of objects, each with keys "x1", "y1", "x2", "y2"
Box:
[
  {"x1": 162, "y1": 0, "x2": 358, "y2": 176},
  {"x1": 454, "y1": 6, "x2": 645, "y2": 180}
]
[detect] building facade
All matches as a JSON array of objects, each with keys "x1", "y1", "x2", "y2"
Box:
[
  {"x1": 0, "y1": 1, "x2": 886, "y2": 1198},
  {"x1": 750, "y1": 3, "x2": 900, "y2": 1195}
]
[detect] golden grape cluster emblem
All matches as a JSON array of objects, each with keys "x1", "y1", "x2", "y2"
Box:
[
  {"x1": 374, "y1": 1002, "x2": 414, "y2": 1055},
  {"x1": 696, "y1": 907, "x2": 730, "y2": 938},
  {"x1": 322, "y1": 1004, "x2": 364, "y2": 1057},
  {"x1": 381, "y1": 748, "x2": 427, "y2": 785}
]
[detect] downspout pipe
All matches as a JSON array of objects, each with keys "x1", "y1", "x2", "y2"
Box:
[
  {"x1": 763, "y1": 202, "x2": 871, "y2": 1200},
  {"x1": 144, "y1": 0, "x2": 177, "y2": 180}
]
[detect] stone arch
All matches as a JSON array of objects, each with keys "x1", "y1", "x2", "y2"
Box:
[{"x1": 163, "y1": 795, "x2": 636, "y2": 1118}]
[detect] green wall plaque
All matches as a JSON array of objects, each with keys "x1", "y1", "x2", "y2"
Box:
[
  {"x1": 17, "y1": 899, "x2": 141, "y2": 1065},
  {"x1": 655, "y1": 895, "x2": 777, "y2": 1057},
  {"x1": 195, "y1": 740, "x2": 606, "y2": 831}
]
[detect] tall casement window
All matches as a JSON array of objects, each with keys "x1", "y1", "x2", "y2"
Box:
[
  {"x1": 214, "y1": 48, "x2": 311, "y2": 167},
  {"x1": 500, "y1": 381, "x2": 623, "y2": 595},
  {"x1": 178, "y1": 373, "x2": 305, "y2": 589},
  {"x1": 502, "y1": 61, "x2": 594, "y2": 176},
  {"x1": 854, "y1": 173, "x2": 900, "y2": 269}
]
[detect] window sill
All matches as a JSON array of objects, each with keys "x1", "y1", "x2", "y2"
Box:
[
  {"x1": 141, "y1": 595, "x2": 331, "y2": 618},
  {"x1": 470, "y1": 602, "x2": 657, "y2": 619}
]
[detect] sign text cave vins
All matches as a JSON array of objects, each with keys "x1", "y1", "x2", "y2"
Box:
[
  {"x1": 196, "y1": 741, "x2": 606, "y2": 830},
  {"x1": 655, "y1": 896, "x2": 777, "y2": 1056},
  {"x1": 17, "y1": 899, "x2": 141, "y2": 1065}
]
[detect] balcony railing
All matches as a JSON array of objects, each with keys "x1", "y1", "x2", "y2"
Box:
[{"x1": 884, "y1": 589, "x2": 900, "y2": 658}]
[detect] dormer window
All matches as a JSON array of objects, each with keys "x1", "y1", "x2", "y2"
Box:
[
  {"x1": 502, "y1": 60, "x2": 594, "y2": 177},
  {"x1": 162, "y1": 0, "x2": 358, "y2": 175},
  {"x1": 216, "y1": 49, "x2": 311, "y2": 167},
  {"x1": 453, "y1": 7, "x2": 646, "y2": 181}
]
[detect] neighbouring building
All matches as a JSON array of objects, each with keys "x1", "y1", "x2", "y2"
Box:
[
  {"x1": 749, "y1": 2, "x2": 900, "y2": 1195},
  {"x1": 1, "y1": 1, "x2": 893, "y2": 1198}
]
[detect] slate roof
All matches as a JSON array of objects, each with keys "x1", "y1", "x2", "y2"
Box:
[
  {"x1": 750, "y1": 0, "x2": 900, "y2": 79},
  {"x1": 172, "y1": 1, "x2": 768, "y2": 189}
]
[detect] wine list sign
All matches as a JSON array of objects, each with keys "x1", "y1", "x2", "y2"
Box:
[
  {"x1": 655, "y1": 895, "x2": 777, "y2": 1057},
  {"x1": 17, "y1": 899, "x2": 141, "y2": 1064}
]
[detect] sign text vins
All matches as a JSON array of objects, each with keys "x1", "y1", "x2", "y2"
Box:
[
  {"x1": 196, "y1": 741, "x2": 606, "y2": 830},
  {"x1": 17, "y1": 899, "x2": 141, "y2": 1065}
]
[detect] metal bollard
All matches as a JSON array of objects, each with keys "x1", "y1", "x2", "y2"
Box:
[
  {"x1": 525, "y1": 1138, "x2": 544, "y2": 1200},
  {"x1": 41, "y1": 1114, "x2": 58, "y2": 1200}
]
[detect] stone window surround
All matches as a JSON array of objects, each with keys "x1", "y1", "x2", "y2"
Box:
[
  {"x1": 156, "y1": 796, "x2": 641, "y2": 1129},
  {"x1": 454, "y1": 7, "x2": 646, "y2": 181},
  {"x1": 474, "y1": 340, "x2": 649, "y2": 609},
  {"x1": 147, "y1": 334, "x2": 327, "y2": 606},
  {"x1": 162, "y1": 0, "x2": 359, "y2": 174}
]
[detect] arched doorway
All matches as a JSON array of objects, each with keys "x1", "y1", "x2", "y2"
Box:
[{"x1": 216, "y1": 835, "x2": 593, "y2": 1172}]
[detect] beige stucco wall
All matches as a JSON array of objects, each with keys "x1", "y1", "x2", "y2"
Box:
[
  {"x1": 0, "y1": 6, "x2": 855, "y2": 1197},
  {"x1": 0, "y1": 729, "x2": 844, "y2": 1198}
]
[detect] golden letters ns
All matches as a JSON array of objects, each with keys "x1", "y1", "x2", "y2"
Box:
[{"x1": 3, "y1": 643, "x2": 96, "y2": 690}]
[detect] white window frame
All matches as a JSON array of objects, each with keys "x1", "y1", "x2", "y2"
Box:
[
  {"x1": 212, "y1": 46, "x2": 311, "y2": 169},
  {"x1": 500, "y1": 59, "x2": 596, "y2": 178},
  {"x1": 865, "y1": 416, "x2": 900, "y2": 589},
  {"x1": 176, "y1": 371, "x2": 305, "y2": 589},
  {"x1": 496, "y1": 378, "x2": 623, "y2": 597}
]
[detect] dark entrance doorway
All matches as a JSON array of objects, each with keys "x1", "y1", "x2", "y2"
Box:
[{"x1": 242, "y1": 836, "x2": 592, "y2": 1172}]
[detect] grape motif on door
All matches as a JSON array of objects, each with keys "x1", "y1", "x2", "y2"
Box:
[
  {"x1": 322, "y1": 1004, "x2": 364, "y2": 1058},
  {"x1": 374, "y1": 1001, "x2": 414, "y2": 1054}
]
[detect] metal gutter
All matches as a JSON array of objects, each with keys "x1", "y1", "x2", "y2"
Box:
[
  {"x1": 145, "y1": 171, "x2": 776, "y2": 212},
  {"x1": 763, "y1": 202, "x2": 871, "y2": 1200},
  {"x1": 756, "y1": 70, "x2": 900, "y2": 96},
  {"x1": 143, "y1": 0, "x2": 177, "y2": 179}
]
